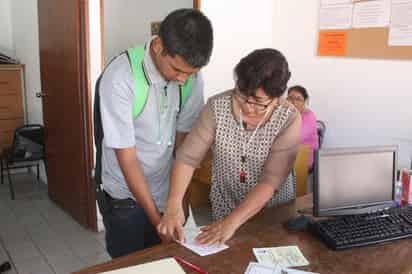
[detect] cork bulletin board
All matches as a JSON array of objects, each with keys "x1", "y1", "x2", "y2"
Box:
[{"x1": 318, "y1": 0, "x2": 412, "y2": 59}]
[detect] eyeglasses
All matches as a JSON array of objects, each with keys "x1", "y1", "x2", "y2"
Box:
[
  {"x1": 287, "y1": 95, "x2": 305, "y2": 102},
  {"x1": 234, "y1": 91, "x2": 273, "y2": 112}
]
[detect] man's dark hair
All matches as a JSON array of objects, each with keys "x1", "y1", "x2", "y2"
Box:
[
  {"x1": 159, "y1": 9, "x2": 213, "y2": 68},
  {"x1": 288, "y1": 85, "x2": 309, "y2": 101},
  {"x1": 234, "y1": 48, "x2": 291, "y2": 98}
]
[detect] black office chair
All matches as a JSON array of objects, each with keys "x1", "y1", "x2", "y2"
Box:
[
  {"x1": 0, "y1": 124, "x2": 46, "y2": 200},
  {"x1": 0, "y1": 261, "x2": 11, "y2": 273},
  {"x1": 316, "y1": 120, "x2": 326, "y2": 148}
]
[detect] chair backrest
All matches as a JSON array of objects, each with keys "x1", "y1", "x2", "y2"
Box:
[
  {"x1": 294, "y1": 144, "x2": 310, "y2": 197},
  {"x1": 316, "y1": 120, "x2": 326, "y2": 148},
  {"x1": 10, "y1": 124, "x2": 45, "y2": 160}
]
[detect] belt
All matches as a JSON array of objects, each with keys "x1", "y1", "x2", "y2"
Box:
[{"x1": 104, "y1": 191, "x2": 137, "y2": 209}]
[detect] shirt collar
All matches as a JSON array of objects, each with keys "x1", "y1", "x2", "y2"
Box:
[{"x1": 142, "y1": 37, "x2": 168, "y2": 86}]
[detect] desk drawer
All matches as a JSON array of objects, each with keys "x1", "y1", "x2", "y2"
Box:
[
  {"x1": 0, "y1": 119, "x2": 23, "y2": 151},
  {"x1": 0, "y1": 70, "x2": 22, "y2": 96},
  {"x1": 0, "y1": 95, "x2": 24, "y2": 119}
]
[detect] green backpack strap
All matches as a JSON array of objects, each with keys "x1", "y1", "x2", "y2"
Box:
[
  {"x1": 127, "y1": 47, "x2": 149, "y2": 118},
  {"x1": 127, "y1": 46, "x2": 194, "y2": 118},
  {"x1": 179, "y1": 76, "x2": 193, "y2": 110}
]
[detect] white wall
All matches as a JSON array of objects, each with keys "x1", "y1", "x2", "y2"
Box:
[
  {"x1": 10, "y1": 0, "x2": 43, "y2": 125},
  {"x1": 10, "y1": 0, "x2": 46, "y2": 181},
  {"x1": 201, "y1": 0, "x2": 274, "y2": 98},
  {"x1": 272, "y1": 0, "x2": 412, "y2": 168},
  {"x1": 0, "y1": 0, "x2": 14, "y2": 57},
  {"x1": 104, "y1": 0, "x2": 192, "y2": 62}
]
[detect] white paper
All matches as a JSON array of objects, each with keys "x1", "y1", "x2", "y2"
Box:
[
  {"x1": 99, "y1": 258, "x2": 185, "y2": 274},
  {"x1": 245, "y1": 262, "x2": 283, "y2": 274},
  {"x1": 319, "y1": 4, "x2": 353, "y2": 29},
  {"x1": 244, "y1": 263, "x2": 319, "y2": 274},
  {"x1": 253, "y1": 246, "x2": 309, "y2": 268},
  {"x1": 179, "y1": 222, "x2": 229, "y2": 256},
  {"x1": 282, "y1": 267, "x2": 319, "y2": 274},
  {"x1": 389, "y1": 0, "x2": 412, "y2": 45},
  {"x1": 352, "y1": 0, "x2": 391, "y2": 28},
  {"x1": 321, "y1": 0, "x2": 352, "y2": 6}
]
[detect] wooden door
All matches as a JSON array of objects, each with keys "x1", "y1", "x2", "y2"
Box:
[{"x1": 38, "y1": 0, "x2": 96, "y2": 230}]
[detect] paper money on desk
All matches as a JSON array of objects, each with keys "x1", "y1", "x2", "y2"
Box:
[
  {"x1": 253, "y1": 246, "x2": 309, "y2": 268},
  {"x1": 180, "y1": 222, "x2": 229, "y2": 256}
]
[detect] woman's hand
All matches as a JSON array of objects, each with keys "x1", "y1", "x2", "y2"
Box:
[
  {"x1": 195, "y1": 218, "x2": 239, "y2": 246},
  {"x1": 157, "y1": 206, "x2": 186, "y2": 242}
]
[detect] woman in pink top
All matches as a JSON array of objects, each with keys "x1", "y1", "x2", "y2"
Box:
[{"x1": 287, "y1": 85, "x2": 319, "y2": 169}]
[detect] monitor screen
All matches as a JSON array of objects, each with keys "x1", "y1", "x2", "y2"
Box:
[{"x1": 313, "y1": 145, "x2": 397, "y2": 217}]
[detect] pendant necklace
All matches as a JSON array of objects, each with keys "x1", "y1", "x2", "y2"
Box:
[{"x1": 239, "y1": 109, "x2": 269, "y2": 183}]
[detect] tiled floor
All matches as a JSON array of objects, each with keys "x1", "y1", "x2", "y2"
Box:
[
  {"x1": 0, "y1": 173, "x2": 109, "y2": 274},
  {"x1": 0, "y1": 172, "x2": 212, "y2": 274}
]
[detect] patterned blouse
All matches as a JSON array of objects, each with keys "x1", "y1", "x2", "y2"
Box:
[{"x1": 177, "y1": 90, "x2": 301, "y2": 221}]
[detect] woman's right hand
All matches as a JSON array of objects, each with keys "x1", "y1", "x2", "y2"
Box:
[{"x1": 157, "y1": 205, "x2": 186, "y2": 242}]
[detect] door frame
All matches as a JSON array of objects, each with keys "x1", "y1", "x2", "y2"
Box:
[
  {"x1": 82, "y1": 0, "x2": 106, "y2": 231},
  {"x1": 75, "y1": 0, "x2": 105, "y2": 231},
  {"x1": 80, "y1": 0, "x2": 96, "y2": 231}
]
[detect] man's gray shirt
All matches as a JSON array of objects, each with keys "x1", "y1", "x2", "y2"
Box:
[{"x1": 99, "y1": 40, "x2": 204, "y2": 211}]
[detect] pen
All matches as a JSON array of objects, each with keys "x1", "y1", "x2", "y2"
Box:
[{"x1": 174, "y1": 256, "x2": 208, "y2": 274}]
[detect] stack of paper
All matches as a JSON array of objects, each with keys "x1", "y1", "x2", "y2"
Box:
[
  {"x1": 252, "y1": 246, "x2": 309, "y2": 268},
  {"x1": 99, "y1": 258, "x2": 185, "y2": 274},
  {"x1": 244, "y1": 246, "x2": 317, "y2": 274},
  {"x1": 244, "y1": 262, "x2": 319, "y2": 274}
]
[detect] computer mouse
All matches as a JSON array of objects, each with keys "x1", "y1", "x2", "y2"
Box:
[{"x1": 286, "y1": 215, "x2": 313, "y2": 231}]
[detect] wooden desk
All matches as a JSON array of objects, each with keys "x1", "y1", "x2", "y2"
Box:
[{"x1": 74, "y1": 195, "x2": 412, "y2": 274}]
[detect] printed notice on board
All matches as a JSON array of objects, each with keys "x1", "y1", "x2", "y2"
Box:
[
  {"x1": 318, "y1": 30, "x2": 348, "y2": 56},
  {"x1": 389, "y1": 0, "x2": 412, "y2": 46},
  {"x1": 319, "y1": 4, "x2": 353, "y2": 29},
  {"x1": 352, "y1": 0, "x2": 391, "y2": 28}
]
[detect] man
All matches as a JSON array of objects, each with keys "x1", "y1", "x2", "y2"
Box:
[{"x1": 95, "y1": 9, "x2": 213, "y2": 258}]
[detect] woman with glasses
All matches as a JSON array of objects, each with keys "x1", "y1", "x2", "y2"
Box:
[
  {"x1": 157, "y1": 49, "x2": 300, "y2": 245},
  {"x1": 287, "y1": 86, "x2": 319, "y2": 170}
]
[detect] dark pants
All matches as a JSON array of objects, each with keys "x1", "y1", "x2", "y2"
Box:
[{"x1": 100, "y1": 192, "x2": 161, "y2": 258}]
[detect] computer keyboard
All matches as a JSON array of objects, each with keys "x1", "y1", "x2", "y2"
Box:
[{"x1": 311, "y1": 205, "x2": 412, "y2": 250}]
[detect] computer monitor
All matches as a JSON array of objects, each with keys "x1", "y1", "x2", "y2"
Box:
[{"x1": 313, "y1": 145, "x2": 397, "y2": 217}]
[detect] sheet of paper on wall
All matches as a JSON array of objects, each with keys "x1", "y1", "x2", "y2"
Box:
[
  {"x1": 253, "y1": 246, "x2": 309, "y2": 268},
  {"x1": 319, "y1": 4, "x2": 353, "y2": 29},
  {"x1": 244, "y1": 262, "x2": 319, "y2": 274},
  {"x1": 389, "y1": 0, "x2": 412, "y2": 46},
  {"x1": 180, "y1": 221, "x2": 229, "y2": 256},
  {"x1": 352, "y1": 0, "x2": 391, "y2": 28},
  {"x1": 98, "y1": 258, "x2": 185, "y2": 274}
]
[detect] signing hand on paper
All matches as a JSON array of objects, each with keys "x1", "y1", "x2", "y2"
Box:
[
  {"x1": 158, "y1": 211, "x2": 238, "y2": 246},
  {"x1": 158, "y1": 207, "x2": 230, "y2": 256},
  {"x1": 157, "y1": 205, "x2": 186, "y2": 242},
  {"x1": 195, "y1": 219, "x2": 238, "y2": 245}
]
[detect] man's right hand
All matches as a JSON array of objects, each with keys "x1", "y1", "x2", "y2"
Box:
[{"x1": 157, "y1": 206, "x2": 186, "y2": 242}]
